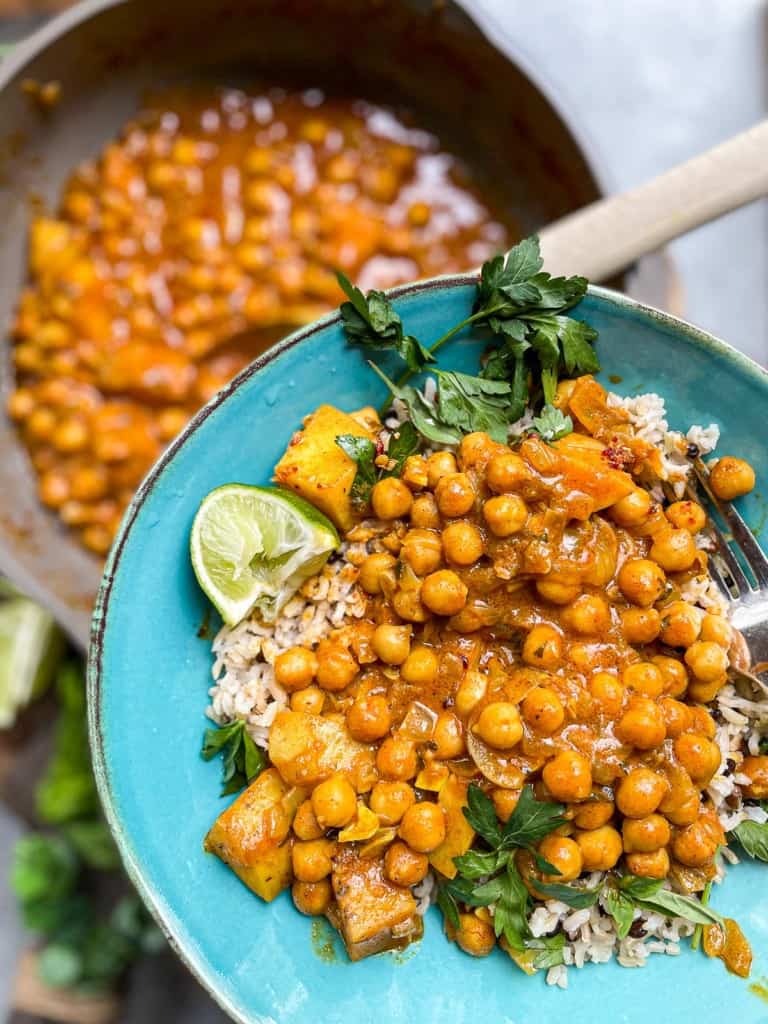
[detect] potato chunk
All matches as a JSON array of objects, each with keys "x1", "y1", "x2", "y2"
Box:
[
  {"x1": 428, "y1": 774, "x2": 475, "y2": 879},
  {"x1": 269, "y1": 710, "x2": 377, "y2": 792},
  {"x1": 273, "y1": 404, "x2": 379, "y2": 531},
  {"x1": 204, "y1": 767, "x2": 305, "y2": 901},
  {"x1": 329, "y1": 846, "x2": 423, "y2": 960}
]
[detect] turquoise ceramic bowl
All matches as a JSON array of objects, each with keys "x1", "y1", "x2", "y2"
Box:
[{"x1": 89, "y1": 280, "x2": 768, "y2": 1024}]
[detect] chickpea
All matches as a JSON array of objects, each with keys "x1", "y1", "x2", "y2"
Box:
[
  {"x1": 311, "y1": 776, "x2": 357, "y2": 829},
  {"x1": 432, "y1": 712, "x2": 466, "y2": 759},
  {"x1": 542, "y1": 750, "x2": 592, "y2": 802},
  {"x1": 473, "y1": 702, "x2": 523, "y2": 750},
  {"x1": 426, "y1": 451, "x2": 458, "y2": 489},
  {"x1": 38, "y1": 471, "x2": 70, "y2": 509},
  {"x1": 358, "y1": 552, "x2": 396, "y2": 594},
  {"x1": 455, "y1": 913, "x2": 496, "y2": 957},
  {"x1": 455, "y1": 670, "x2": 488, "y2": 717},
  {"x1": 617, "y1": 558, "x2": 666, "y2": 608},
  {"x1": 521, "y1": 687, "x2": 565, "y2": 735},
  {"x1": 573, "y1": 800, "x2": 615, "y2": 831},
  {"x1": 660, "y1": 697, "x2": 693, "y2": 738},
  {"x1": 522, "y1": 624, "x2": 563, "y2": 669},
  {"x1": 26, "y1": 407, "x2": 57, "y2": 442},
  {"x1": 347, "y1": 694, "x2": 391, "y2": 743},
  {"x1": 562, "y1": 594, "x2": 610, "y2": 636},
  {"x1": 401, "y1": 529, "x2": 443, "y2": 575},
  {"x1": 69, "y1": 466, "x2": 108, "y2": 502},
  {"x1": 538, "y1": 834, "x2": 583, "y2": 882},
  {"x1": 699, "y1": 613, "x2": 732, "y2": 647},
  {"x1": 410, "y1": 492, "x2": 441, "y2": 529},
  {"x1": 685, "y1": 641, "x2": 728, "y2": 682},
  {"x1": 609, "y1": 488, "x2": 652, "y2": 527},
  {"x1": 7, "y1": 388, "x2": 35, "y2": 421},
  {"x1": 459, "y1": 432, "x2": 496, "y2": 468},
  {"x1": 392, "y1": 587, "x2": 429, "y2": 623},
  {"x1": 370, "y1": 781, "x2": 415, "y2": 825},
  {"x1": 659, "y1": 768, "x2": 700, "y2": 826},
  {"x1": 292, "y1": 879, "x2": 333, "y2": 916},
  {"x1": 376, "y1": 736, "x2": 418, "y2": 781},
  {"x1": 622, "y1": 662, "x2": 665, "y2": 698},
  {"x1": 616, "y1": 768, "x2": 668, "y2": 818},
  {"x1": 575, "y1": 825, "x2": 623, "y2": 871},
  {"x1": 689, "y1": 706, "x2": 717, "y2": 739},
  {"x1": 709, "y1": 456, "x2": 755, "y2": 501},
  {"x1": 401, "y1": 645, "x2": 439, "y2": 686},
  {"x1": 384, "y1": 841, "x2": 429, "y2": 886},
  {"x1": 649, "y1": 527, "x2": 697, "y2": 573},
  {"x1": 421, "y1": 570, "x2": 468, "y2": 616},
  {"x1": 274, "y1": 646, "x2": 318, "y2": 692},
  {"x1": 672, "y1": 818, "x2": 719, "y2": 867},
  {"x1": 482, "y1": 494, "x2": 528, "y2": 537},
  {"x1": 687, "y1": 676, "x2": 728, "y2": 703},
  {"x1": 442, "y1": 521, "x2": 484, "y2": 566},
  {"x1": 625, "y1": 848, "x2": 670, "y2": 879},
  {"x1": 536, "y1": 578, "x2": 580, "y2": 606},
  {"x1": 740, "y1": 755, "x2": 768, "y2": 800},
  {"x1": 372, "y1": 477, "x2": 413, "y2": 520},
  {"x1": 674, "y1": 733, "x2": 720, "y2": 785},
  {"x1": 666, "y1": 500, "x2": 707, "y2": 533},
  {"x1": 491, "y1": 787, "x2": 521, "y2": 822},
  {"x1": 398, "y1": 801, "x2": 446, "y2": 853},
  {"x1": 615, "y1": 697, "x2": 666, "y2": 750},
  {"x1": 621, "y1": 607, "x2": 661, "y2": 645},
  {"x1": 293, "y1": 799, "x2": 324, "y2": 840},
  {"x1": 401, "y1": 454, "x2": 428, "y2": 491},
  {"x1": 291, "y1": 685, "x2": 325, "y2": 715},
  {"x1": 315, "y1": 641, "x2": 358, "y2": 692},
  {"x1": 372, "y1": 623, "x2": 412, "y2": 666},
  {"x1": 589, "y1": 673, "x2": 625, "y2": 716},
  {"x1": 486, "y1": 452, "x2": 528, "y2": 494},
  {"x1": 435, "y1": 473, "x2": 475, "y2": 518},
  {"x1": 622, "y1": 813, "x2": 671, "y2": 853},
  {"x1": 52, "y1": 417, "x2": 88, "y2": 454},
  {"x1": 292, "y1": 838, "x2": 335, "y2": 882},
  {"x1": 652, "y1": 655, "x2": 689, "y2": 697}
]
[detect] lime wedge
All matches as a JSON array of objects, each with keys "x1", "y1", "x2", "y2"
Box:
[
  {"x1": 0, "y1": 596, "x2": 64, "y2": 727},
  {"x1": 190, "y1": 485, "x2": 340, "y2": 626}
]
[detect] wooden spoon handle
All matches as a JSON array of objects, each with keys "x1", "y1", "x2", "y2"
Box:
[{"x1": 538, "y1": 119, "x2": 768, "y2": 281}]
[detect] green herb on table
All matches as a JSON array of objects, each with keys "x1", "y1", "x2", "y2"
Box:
[
  {"x1": 729, "y1": 819, "x2": 768, "y2": 862},
  {"x1": 202, "y1": 718, "x2": 267, "y2": 796}
]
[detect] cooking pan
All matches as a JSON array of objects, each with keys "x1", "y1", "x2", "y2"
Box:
[{"x1": 0, "y1": 0, "x2": 668, "y2": 648}]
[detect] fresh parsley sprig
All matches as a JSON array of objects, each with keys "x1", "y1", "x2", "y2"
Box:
[
  {"x1": 335, "y1": 421, "x2": 420, "y2": 511},
  {"x1": 202, "y1": 719, "x2": 267, "y2": 796}
]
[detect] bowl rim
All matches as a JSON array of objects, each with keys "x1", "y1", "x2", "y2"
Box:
[{"x1": 87, "y1": 275, "x2": 768, "y2": 1023}]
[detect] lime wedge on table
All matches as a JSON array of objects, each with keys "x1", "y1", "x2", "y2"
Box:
[{"x1": 190, "y1": 485, "x2": 340, "y2": 626}]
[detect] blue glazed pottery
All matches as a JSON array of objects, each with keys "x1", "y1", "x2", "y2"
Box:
[{"x1": 89, "y1": 279, "x2": 768, "y2": 1024}]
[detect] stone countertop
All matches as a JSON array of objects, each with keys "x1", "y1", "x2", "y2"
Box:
[{"x1": 1, "y1": 1, "x2": 766, "y2": 1020}]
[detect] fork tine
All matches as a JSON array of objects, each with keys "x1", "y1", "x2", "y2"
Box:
[
  {"x1": 693, "y1": 459, "x2": 768, "y2": 586},
  {"x1": 707, "y1": 523, "x2": 754, "y2": 595},
  {"x1": 704, "y1": 551, "x2": 736, "y2": 603}
]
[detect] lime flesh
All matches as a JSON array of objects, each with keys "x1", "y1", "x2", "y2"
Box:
[{"x1": 190, "y1": 485, "x2": 339, "y2": 626}]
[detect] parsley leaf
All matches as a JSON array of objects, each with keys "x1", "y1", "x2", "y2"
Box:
[
  {"x1": 435, "y1": 370, "x2": 525, "y2": 442},
  {"x1": 499, "y1": 785, "x2": 566, "y2": 850},
  {"x1": 452, "y1": 848, "x2": 508, "y2": 880},
  {"x1": 530, "y1": 404, "x2": 573, "y2": 442},
  {"x1": 382, "y1": 421, "x2": 420, "y2": 477},
  {"x1": 202, "y1": 719, "x2": 266, "y2": 796},
  {"x1": 337, "y1": 272, "x2": 433, "y2": 371},
  {"x1": 731, "y1": 820, "x2": 768, "y2": 862},
  {"x1": 334, "y1": 434, "x2": 377, "y2": 510},
  {"x1": 368, "y1": 363, "x2": 463, "y2": 444},
  {"x1": 492, "y1": 863, "x2": 531, "y2": 951},
  {"x1": 462, "y1": 784, "x2": 503, "y2": 848}
]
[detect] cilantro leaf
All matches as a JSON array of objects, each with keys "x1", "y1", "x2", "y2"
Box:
[
  {"x1": 731, "y1": 820, "x2": 768, "y2": 862},
  {"x1": 337, "y1": 272, "x2": 433, "y2": 371},
  {"x1": 462, "y1": 784, "x2": 502, "y2": 848},
  {"x1": 202, "y1": 720, "x2": 266, "y2": 796},
  {"x1": 335, "y1": 434, "x2": 377, "y2": 510},
  {"x1": 530, "y1": 405, "x2": 573, "y2": 442},
  {"x1": 603, "y1": 886, "x2": 635, "y2": 939},
  {"x1": 435, "y1": 370, "x2": 523, "y2": 442},
  {"x1": 499, "y1": 786, "x2": 566, "y2": 850}
]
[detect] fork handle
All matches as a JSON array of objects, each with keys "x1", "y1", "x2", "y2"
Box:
[{"x1": 538, "y1": 119, "x2": 768, "y2": 281}]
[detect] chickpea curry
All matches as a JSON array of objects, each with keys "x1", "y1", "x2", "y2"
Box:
[
  {"x1": 7, "y1": 87, "x2": 514, "y2": 556},
  {"x1": 196, "y1": 240, "x2": 764, "y2": 982}
]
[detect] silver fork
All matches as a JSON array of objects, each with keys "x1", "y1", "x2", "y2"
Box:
[{"x1": 686, "y1": 459, "x2": 768, "y2": 687}]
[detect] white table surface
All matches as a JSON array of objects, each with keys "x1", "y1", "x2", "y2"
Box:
[{"x1": 1, "y1": 0, "x2": 766, "y2": 1019}]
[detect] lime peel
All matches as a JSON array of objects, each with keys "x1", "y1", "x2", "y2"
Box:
[{"x1": 190, "y1": 485, "x2": 339, "y2": 627}]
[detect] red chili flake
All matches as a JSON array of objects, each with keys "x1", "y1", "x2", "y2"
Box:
[
  {"x1": 460, "y1": 655, "x2": 469, "y2": 669},
  {"x1": 375, "y1": 438, "x2": 385, "y2": 456},
  {"x1": 601, "y1": 435, "x2": 634, "y2": 470}
]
